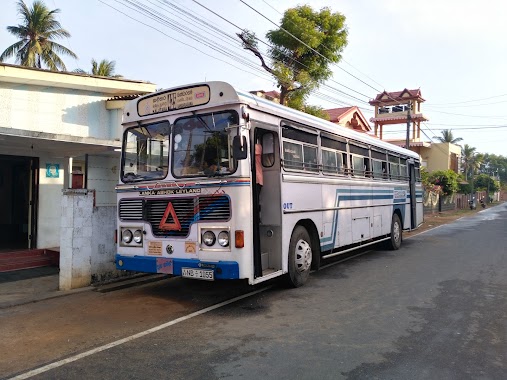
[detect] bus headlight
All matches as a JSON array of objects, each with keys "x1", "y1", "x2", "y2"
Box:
[
  {"x1": 133, "y1": 229, "x2": 143, "y2": 244},
  {"x1": 202, "y1": 231, "x2": 216, "y2": 246},
  {"x1": 122, "y1": 229, "x2": 133, "y2": 244},
  {"x1": 218, "y1": 231, "x2": 229, "y2": 247}
]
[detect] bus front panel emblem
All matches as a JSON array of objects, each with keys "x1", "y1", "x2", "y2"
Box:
[{"x1": 159, "y1": 202, "x2": 182, "y2": 231}]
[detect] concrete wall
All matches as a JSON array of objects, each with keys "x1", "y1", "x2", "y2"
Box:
[
  {"x1": 60, "y1": 190, "x2": 120, "y2": 290},
  {"x1": 0, "y1": 83, "x2": 118, "y2": 140},
  {"x1": 87, "y1": 155, "x2": 119, "y2": 206},
  {"x1": 37, "y1": 154, "x2": 66, "y2": 248},
  {"x1": 37, "y1": 153, "x2": 119, "y2": 248}
]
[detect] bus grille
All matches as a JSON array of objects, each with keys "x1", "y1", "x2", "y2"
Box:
[
  {"x1": 146, "y1": 195, "x2": 230, "y2": 237},
  {"x1": 118, "y1": 199, "x2": 144, "y2": 220}
]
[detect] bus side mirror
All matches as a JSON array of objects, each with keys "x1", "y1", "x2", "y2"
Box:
[{"x1": 233, "y1": 135, "x2": 248, "y2": 160}]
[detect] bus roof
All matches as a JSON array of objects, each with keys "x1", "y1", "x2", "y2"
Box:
[{"x1": 123, "y1": 81, "x2": 419, "y2": 159}]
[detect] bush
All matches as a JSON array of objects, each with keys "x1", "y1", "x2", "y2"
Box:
[{"x1": 427, "y1": 170, "x2": 459, "y2": 195}]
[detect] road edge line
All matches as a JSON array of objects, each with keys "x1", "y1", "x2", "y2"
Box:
[{"x1": 8, "y1": 286, "x2": 271, "y2": 380}]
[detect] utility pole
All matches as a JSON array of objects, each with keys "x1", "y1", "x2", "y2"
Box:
[{"x1": 405, "y1": 102, "x2": 411, "y2": 150}]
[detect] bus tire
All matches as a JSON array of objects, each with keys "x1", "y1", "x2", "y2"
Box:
[
  {"x1": 285, "y1": 225, "x2": 312, "y2": 287},
  {"x1": 387, "y1": 213, "x2": 402, "y2": 250}
]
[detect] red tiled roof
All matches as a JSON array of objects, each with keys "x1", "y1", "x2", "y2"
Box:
[
  {"x1": 263, "y1": 90, "x2": 280, "y2": 99},
  {"x1": 249, "y1": 90, "x2": 280, "y2": 98},
  {"x1": 324, "y1": 106, "x2": 354, "y2": 122},
  {"x1": 369, "y1": 88, "x2": 425, "y2": 105}
]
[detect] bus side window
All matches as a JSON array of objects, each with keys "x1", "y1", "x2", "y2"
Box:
[
  {"x1": 364, "y1": 157, "x2": 371, "y2": 177},
  {"x1": 303, "y1": 145, "x2": 318, "y2": 172},
  {"x1": 283, "y1": 141, "x2": 303, "y2": 170},
  {"x1": 352, "y1": 155, "x2": 364, "y2": 176},
  {"x1": 388, "y1": 155, "x2": 400, "y2": 180},
  {"x1": 382, "y1": 161, "x2": 388, "y2": 178},
  {"x1": 322, "y1": 149, "x2": 337, "y2": 173},
  {"x1": 343, "y1": 153, "x2": 350, "y2": 174}
]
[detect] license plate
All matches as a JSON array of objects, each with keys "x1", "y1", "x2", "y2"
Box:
[{"x1": 181, "y1": 268, "x2": 214, "y2": 281}]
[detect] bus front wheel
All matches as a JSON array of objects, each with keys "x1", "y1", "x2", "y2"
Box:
[
  {"x1": 286, "y1": 226, "x2": 312, "y2": 287},
  {"x1": 387, "y1": 213, "x2": 402, "y2": 250}
]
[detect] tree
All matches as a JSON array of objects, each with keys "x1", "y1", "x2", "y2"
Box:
[
  {"x1": 0, "y1": 0, "x2": 77, "y2": 71},
  {"x1": 461, "y1": 144, "x2": 477, "y2": 181},
  {"x1": 480, "y1": 153, "x2": 507, "y2": 184},
  {"x1": 74, "y1": 59, "x2": 122, "y2": 77},
  {"x1": 474, "y1": 174, "x2": 500, "y2": 193},
  {"x1": 238, "y1": 5, "x2": 348, "y2": 107},
  {"x1": 433, "y1": 129, "x2": 463, "y2": 144}
]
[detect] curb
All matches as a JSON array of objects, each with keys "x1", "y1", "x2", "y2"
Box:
[{"x1": 93, "y1": 274, "x2": 169, "y2": 293}]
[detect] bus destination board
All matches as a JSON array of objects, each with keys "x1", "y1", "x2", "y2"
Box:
[{"x1": 138, "y1": 85, "x2": 210, "y2": 116}]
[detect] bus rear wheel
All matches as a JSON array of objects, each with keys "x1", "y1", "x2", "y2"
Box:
[
  {"x1": 286, "y1": 226, "x2": 312, "y2": 287},
  {"x1": 387, "y1": 213, "x2": 402, "y2": 250}
]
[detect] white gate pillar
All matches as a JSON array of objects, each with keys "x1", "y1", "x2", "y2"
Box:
[{"x1": 59, "y1": 189, "x2": 94, "y2": 290}]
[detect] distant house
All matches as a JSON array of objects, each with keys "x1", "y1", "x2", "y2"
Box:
[
  {"x1": 249, "y1": 90, "x2": 280, "y2": 103},
  {"x1": 388, "y1": 141, "x2": 461, "y2": 173},
  {"x1": 369, "y1": 88, "x2": 428, "y2": 141},
  {"x1": 324, "y1": 106, "x2": 371, "y2": 132},
  {"x1": 368, "y1": 88, "x2": 460, "y2": 173}
]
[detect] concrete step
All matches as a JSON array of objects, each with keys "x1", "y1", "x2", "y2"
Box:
[{"x1": 0, "y1": 249, "x2": 59, "y2": 272}]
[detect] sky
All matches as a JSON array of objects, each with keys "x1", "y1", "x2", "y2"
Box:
[{"x1": 1, "y1": 0, "x2": 506, "y2": 158}]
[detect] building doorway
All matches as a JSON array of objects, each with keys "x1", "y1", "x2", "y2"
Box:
[{"x1": 0, "y1": 155, "x2": 38, "y2": 250}]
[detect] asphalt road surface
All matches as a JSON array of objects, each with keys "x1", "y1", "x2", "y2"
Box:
[{"x1": 3, "y1": 203, "x2": 507, "y2": 380}]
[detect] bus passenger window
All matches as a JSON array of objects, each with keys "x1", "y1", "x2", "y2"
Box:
[
  {"x1": 352, "y1": 155, "x2": 364, "y2": 176},
  {"x1": 303, "y1": 145, "x2": 318, "y2": 172},
  {"x1": 322, "y1": 150, "x2": 337, "y2": 173},
  {"x1": 381, "y1": 162, "x2": 388, "y2": 178},
  {"x1": 364, "y1": 157, "x2": 371, "y2": 177},
  {"x1": 283, "y1": 141, "x2": 303, "y2": 170},
  {"x1": 372, "y1": 159, "x2": 382, "y2": 178}
]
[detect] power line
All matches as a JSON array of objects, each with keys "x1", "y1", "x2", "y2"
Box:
[
  {"x1": 426, "y1": 93, "x2": 507, "y2": 106},
  {"x1": 100, "y1": 0, "x2": 274, "y2": 84},
  {"x1": 425, "y1": 99, "x2": 507, "y2": 108}
]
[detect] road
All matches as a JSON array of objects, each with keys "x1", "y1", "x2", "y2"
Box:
[{"x1": 2, "y1": 203, "x2": 506, "y2": 380}]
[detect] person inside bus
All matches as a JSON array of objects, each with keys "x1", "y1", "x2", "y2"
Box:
[
  {"x1": 255, "y1": 142, "x2": 263, "y2": 193},
  {"x1": 204, "y1": 161, "x2": 219, "y2": 176}
]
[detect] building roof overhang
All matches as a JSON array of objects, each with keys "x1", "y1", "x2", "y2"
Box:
[
  {"x1": 370, "y1": 113, "x2": 428, "y2": 125},
  {"x1": 386, "y1": 140, "x2": 432, "y2": 148},
  {"x1": 0, "y1": 63, "x2": 155, "y2": 95},
  {"x1": 0, "y1": 127, "x2": 120, "y2": 158}
]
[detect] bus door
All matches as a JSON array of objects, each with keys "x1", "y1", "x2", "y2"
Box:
[
  {"x1": 408, "y1": 161, "x2": 417, "y2": 229},
  {"x1": 252, "y1": 125, "x2": 282, "y2": 278}
]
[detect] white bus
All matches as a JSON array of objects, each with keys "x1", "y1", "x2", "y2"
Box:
[{"x1": 116, "y1": 81, "x2": 423, "y2": 287}]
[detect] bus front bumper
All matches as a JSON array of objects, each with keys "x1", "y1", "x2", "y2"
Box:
[{"x1": 115, "y1": 254, "x2": 240, "y2": 280}]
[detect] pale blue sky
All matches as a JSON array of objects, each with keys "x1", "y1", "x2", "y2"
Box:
[{"x1": 1, "y1": 0, "x2": 506, "y2": 158}]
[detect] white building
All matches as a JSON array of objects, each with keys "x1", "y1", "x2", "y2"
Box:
[{"x1": 0, "y1": 63, "x2": 155, "y2": 257}]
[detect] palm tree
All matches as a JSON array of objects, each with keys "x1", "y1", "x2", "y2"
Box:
[
  {"x1": 461, "y1": 144, "x2": 477, "y2": 181},
  {"x1": 91, "y1": 59, "x2": 122, "y2": 77},
  {"x1": 433, "y1": 129, "x2": 463, "y2": 144},
  {"x1": 0, "y1": 0, "x2": 77, "y2": 71},
  {"x1": 74, "y1": 59, "x2": 122, "y2": 78}
]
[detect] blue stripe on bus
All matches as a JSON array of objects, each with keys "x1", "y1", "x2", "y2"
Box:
[
  {"x1": 116, "y1": 254, "x2": 240, "y2": 280},
  {"x1": 320, "y1": 192, "x2": 394, "y2": 251}
]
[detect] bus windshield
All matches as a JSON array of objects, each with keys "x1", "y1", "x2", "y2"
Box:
[
  {"x1": 172, "y1": 111, "x2": 239, "y2": 177},
  {"x1": 121, "y1": 121, "x2": 170, "y2": 182}
]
